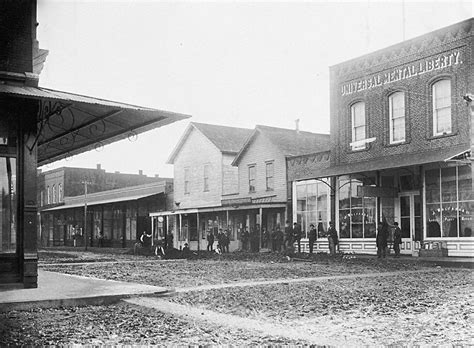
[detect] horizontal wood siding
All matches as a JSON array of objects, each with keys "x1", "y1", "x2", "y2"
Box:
[
  {"x1": 236, "y1": 133, "x2": 287, "y2": 201},
  {"x1": 222, "y1": 154, "x2": 239, "y2": 195},
  {"x1": 173, "y1": 129, "x2": 222, "y2": 209}
]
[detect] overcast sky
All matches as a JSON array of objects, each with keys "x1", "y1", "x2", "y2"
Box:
[{"x1": 37, "y1": 1, "x2": 472, "y2": 178}]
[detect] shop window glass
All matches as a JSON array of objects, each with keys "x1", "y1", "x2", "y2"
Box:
[
  {"x1": 338, "y1": 176, "x2": 376, "y2": 238},
  {"x1": 441, "y1": 167, "x2": 456, "y2": 202},
  {"x1": 351, "y1": 102, "x2": 366, "y2": 150},
  {"x1": 459, "y1": 201, "x2": 474, "y2": 237},
  {"x1": 425, "y1": 169, "x2": 440, "y2": 203},
  {"x1": 0, "y1": 157, "x2": 16, "y2": 253},
  {"x1": 458, "y1": 165, "x2": 473, "y2": 201},
  {"x1": 296, "y1": 179, "x2": 330, "y2": 239},
  {"x1": 426, "y1": 165, "x2": 473, "y2": 238},
  {"x1": 432, "y1": 79, "x2": 452, "y2": 136},
  {"x1": 389, "y1": 91, "x2": 406, "y2": 143},
  {"x1": 103, "y1": 207, "x2": 112, "y2": 239}
]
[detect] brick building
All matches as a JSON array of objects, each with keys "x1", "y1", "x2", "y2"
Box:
[
  {"x1": 38, "y1": 165, "x2": 172, "y2": 247},
  {"x1": 288, "y1": 19, "x2": 473, "y2": 256}
]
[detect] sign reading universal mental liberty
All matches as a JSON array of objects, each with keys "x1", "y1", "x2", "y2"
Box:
[{"x1": 341, "y1": 50, "x2": 462, "y2": 96}]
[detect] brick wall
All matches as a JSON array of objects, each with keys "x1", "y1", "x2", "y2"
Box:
[
  {"x1": 173, "y1": 128, "x2": 223, "y2": 209},
  {"x1": 234, "y1": 132, "x2": 287, "y2": 202},
  {"x1": 329, "y1": 19, "x2": 473, "y2": 167}
]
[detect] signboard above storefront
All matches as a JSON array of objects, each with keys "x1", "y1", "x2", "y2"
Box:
[
  {"x1": 341, "y1": 50, "x2": 462, "y2": 96},
  {"x1": 357, "y1": 186, "x2": 398, "y2": 198}
]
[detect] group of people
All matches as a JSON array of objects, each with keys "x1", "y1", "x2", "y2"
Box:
[
  {"x1": 376, "y1": 221, "x2": 402, "y2": 258},
  {"x1": 206, "y1": 229, "x2": 230, "y2": 253}
]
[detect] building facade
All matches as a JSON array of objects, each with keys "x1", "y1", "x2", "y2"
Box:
[
  {"x1": 152, "y1": 122, "x2": 330, "y2": 252},
  {"x1": 151, "y1": 122, "x2": 252, "y2": 251},
  {"x1": 289, "y1": 19, "x2": 473, "y2": 256},
  {"x1": 41, "y1": 180, "x2": 172, "y2": 248}
]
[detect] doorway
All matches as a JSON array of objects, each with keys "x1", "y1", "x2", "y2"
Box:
[{"x1": 398, "y1": 193, "x2": 421, "y2": 254}]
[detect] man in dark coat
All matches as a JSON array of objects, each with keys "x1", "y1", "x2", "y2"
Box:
[
  {"x1": 292, "y1": 222, "x2": 302, "y2": 253},
  {"x1": 327, "y1": 221, "x2": 338, "y2": 256},
  {"x1": 376, "y1": 221, "x2": 389, "y2": 258},
  {"x1": 206, "y1": 230, "x2": 214, "y2": 252},
  {"x1": 284, "y1": 221, "x2": 293, "y2": 250},
  {"x1": 308, "y1": 223, "x2": 317, "y2": 254},
  {"x1": 393, "y1": 221, "x2": 402, "y2": 258}
]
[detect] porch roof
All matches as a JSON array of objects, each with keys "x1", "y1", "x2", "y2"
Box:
[
  {"x1": 0, "y1": 84, "x2": 190, "y2": 166},
  {"x1": 42, "y1": 182, "x2": 166, "y2": 211},
  {"x1": 318, "y1": 144, "x2": 470, "y2": 178}
]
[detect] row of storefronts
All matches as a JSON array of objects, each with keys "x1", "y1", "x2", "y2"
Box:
[{"x1": 151, "y1": 19, "x2": 473, "y2": 257}]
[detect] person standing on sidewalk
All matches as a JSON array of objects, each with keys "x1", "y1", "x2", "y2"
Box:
[
  {"x1": 284, "y1": 221, "x2": 293, "y2": 250},
  {"x1": 327, "y1": 221, "x2": 338, "y2": 256},
  {"x1": 308, "y1": 223, "x2": 317, "y2": 254},
  {"x1": 393, "y1": 222, "x2": 402, "y2": 258},
  {"x1": 292, "y1": 222, "x2": 302, "y2": 253},
  {"x1": 206, "y1": 229, "x2": 214, "y2": 252}
]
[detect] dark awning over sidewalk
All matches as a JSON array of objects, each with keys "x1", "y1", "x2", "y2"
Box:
[{"x1": 0, "y1": 84, "x2": 190, "y2": 166}]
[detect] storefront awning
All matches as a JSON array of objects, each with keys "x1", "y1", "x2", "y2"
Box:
[
  {"x1": 0, "y1": 84, "x2": 190, "y2": 166},
  {"x1": 42, "y1": 182, "x2": 166, "y2": 211},
  {"x1": 318, "y1": 144, "x2": 470, "y2": 178}
]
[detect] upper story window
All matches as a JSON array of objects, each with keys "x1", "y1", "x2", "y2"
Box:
[
  {"x1": 203, "y1": 164, "x2": 210, "y2": 192},
  {"x1": 248, "y1": 165, "x2": 256, "y2": 193},
  {"x1": 265, "y1": 161, "x2": 274, "y2": 191},
  {"x1": 47, "y1": 186, "x2": 51, "y2": 204},
  {"x1": 58, "y1": 183, "x2": 63, "y2": 202},
  {"x1": 52, "y1": 184, "x2": 56, "y2": 203},
  {"x1": 389, "y1": 91, "x2": 406, "y2": 143},
  {"x1": 432, "y1": 79, "x2": 452, "y2": 136},
  {"x1": 40, "y1": 190, "x2": 44, "y2": 207},
  {"x1": 184, "y1": 167, "x2": 190, "y2": 194},
  {"x1": 351, "y1": 102, "x2": 366, "y2": 150}
]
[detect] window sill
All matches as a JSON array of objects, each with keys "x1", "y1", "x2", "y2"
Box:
[
  {"x1": 427, "y1": 131, "x2": 458, "y2": 140},
  {"x1": 385, "y1": 140, "x2": 409, "y2": 148}
]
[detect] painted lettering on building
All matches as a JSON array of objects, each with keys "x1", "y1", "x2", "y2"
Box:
[{"x1": 341, "y1": 50, "x2": 462, "y2": 96}]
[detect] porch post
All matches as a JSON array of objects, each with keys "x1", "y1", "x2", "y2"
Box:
[
  {"x1": 196, "y1": 213, "x2": 200, "y2": 252},
  {"x1": 19, "y1": 100, "x2": 39, "y2": 288}
]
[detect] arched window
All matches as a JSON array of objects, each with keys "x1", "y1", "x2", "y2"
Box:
[
  {"x1": 351, "y1": 102, "x2": 366, "y2": 150},
  {"x1": 52, "y1": 185, "x2": 56, "y2": 204},
  {"x1": 47, "y1": 186, "x2": 51, "y2": 204},
  {"x1": 389, "y1": 91, "x2": 405, "y2": 143},
  {"x1": 432, "y1": 79, "x2": 451, "y2": 136},
  {"x1": 58, "y1": 183, "x2": 63, "y2": 202}
]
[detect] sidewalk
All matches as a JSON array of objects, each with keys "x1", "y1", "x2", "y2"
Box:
[
  {"x1": 350, "y1": 253, "x2": 474, "y2": 268},
  {"x1": 0, "y1": 270, "x2": 170, "y2": 312}
]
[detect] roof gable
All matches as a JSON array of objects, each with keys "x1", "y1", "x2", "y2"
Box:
[
  {"x1": 167, "y1": 122, "x2": 252, "y2": 164},
  {"x1": 232, "y1": 125, "x2": 330, "y2": 166}
]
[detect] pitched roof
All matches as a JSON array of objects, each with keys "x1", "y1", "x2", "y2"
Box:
[
  {"x1": 192, "y1": 122, "x2": 253, "y2": 153},
  {"x1": 232, "y1": 125, "x2": 330, "y2": 165},
  {"x1": 167, "y1": 122, "x2": 252, "y2": 164}
]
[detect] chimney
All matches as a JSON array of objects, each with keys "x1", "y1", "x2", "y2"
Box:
[
  {"x1": 154, "y1": 174, "x2": 160, "y2": 178},
  {"x1": 139, "y1": 170, "x2": 143, "y2": 176},
  {"x1": 96, "y1": 163, "x2": 102, "y2": 170},
  {"x1": 295, "y1": 119, "x2": 300, "y2": 134}
]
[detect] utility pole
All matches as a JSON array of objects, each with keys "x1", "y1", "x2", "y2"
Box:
[{"x1": 82, "y1": 180, "x2": 91, "y2": 251}]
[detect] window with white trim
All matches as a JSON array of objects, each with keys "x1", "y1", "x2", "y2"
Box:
[
  {"x1": 52, "y1": 184, "x2": 56, "y2": 203},
  {"x1": 248, "y1": 165, "x2": 256, "y2": 193},
  {"x1": 47, "y1": 186, "x2": 51, "y2": 204},
  {"x1": 265, "y1": 161, "x2": 274, "y2": 191},
  {"x1": 389, "y1": 91, "x2": 405, "y2": 143},
  {"x1": 58, "y1": 183, "x2": 63, "y2": 202},
  {"x1": 351, "y1": 102, "x2": 366, "y2": 150},
  {"x1": 432, "y1": 79, "x2": 452, "y2": 136}
]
